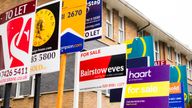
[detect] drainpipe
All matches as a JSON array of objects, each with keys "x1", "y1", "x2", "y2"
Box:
[{"x1": 137, "y1": 22, "x2": 151, "y2": 36}]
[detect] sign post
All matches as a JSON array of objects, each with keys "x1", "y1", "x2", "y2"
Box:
[
  {"x1": 97, "y1": 90, "x2": 102, "y2": 108},
  {"x1": 59, "y1": 0, "x2": 86, "y2": 108},
  {"x1": 3, "y1": 83, "x2": 12, "y2": 108},
  {"x1": 169, "y1": 82, "x2": 185, "y2": 108},
  {"x1": 0, "y1": 1, "x2": 36, "y2": 108},
  {"x1": 170, "y1": 66, "x2": 189, "y2": 103},
  {"x1": 79, "y1": 44, "x2": 126, "y2": 92},
  {"x1": 110, "y1": 57, "x2": 149, "y2": 103},
  {"x1": 56, "y1": 54, "x2": 67, "y2": 108},
  {"x1": 78, "y1": 45, "x2": 126, "y2": 108},
  {"x1": 121, "y1": 65, "x2": 170, "y2": 108},
  {"x1": 31, "y1": 1, "x2": 61, "y2": 108},
  {"x1": 33, "y1": 74, "x2": 41, "y2": 108},
  {"x1": 73, "y1": 52, "x2": 81, "y2": 108}
]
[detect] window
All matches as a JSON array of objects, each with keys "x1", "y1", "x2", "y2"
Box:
[
  {"x1": 167, "y1": 46, "x2": 172, "y2": 60},
  {"x1": 118, "y1": 16, "x2": 124, "y2": 43},
  {"x1": 29, "y1": 75, "x2": 35, "y2": 97},
  {"x1": 187, "y1": 61, "x2": 192, "y2": 79},
  {"x1": 154, "y1": 41, "x2": 160, "y2": 61},
  {"x1": 106, "y1": 8, "x2": 113, "y2": 38},
  {"x1": 175, "y1": 52, "x2": 181, "y2": 65},
  {"x1": 15, "y1": 82, "x2": 24, "y2": 98}
]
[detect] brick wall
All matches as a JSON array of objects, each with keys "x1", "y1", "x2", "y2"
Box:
[
  {"x1": 100, "y1": 2, "x2": 138, "y2": 45},
  {"x1": 159, "y1": 41, "x2": 166, "y2": 61},
  {"x1": 181, "y1": 54, "x2": 187, "y2": 65},
  {"x1": 124, "y1": 16, "x2": 137, "y2": 40},
  {"x1": 0, "y1": 91, "x2": 120, "y2": 108},
  {"x1": 158, "y1": 41, "x2": 188, "y2": 66},
  {"x1": 112, "y1": 9, "x2": 119, "y2": 42}
]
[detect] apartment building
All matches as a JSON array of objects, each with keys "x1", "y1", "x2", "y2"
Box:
[{"x1": 0, "y1": 0, "x2": 192, "y2": 108}]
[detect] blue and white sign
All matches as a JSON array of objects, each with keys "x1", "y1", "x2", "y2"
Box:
[
  {"x1": 85, "y1": 0, "x2": 102, "y2": 41},
  {"x1": 60, "y1": 28, "x2": 84, "y2": 54}
]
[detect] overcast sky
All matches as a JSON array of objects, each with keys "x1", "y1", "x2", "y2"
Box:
[{"x1": 126, "y1": 0, "x2": 192, "y2": 50}]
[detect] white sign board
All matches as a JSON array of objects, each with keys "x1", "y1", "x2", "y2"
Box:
[
  {"x1": 0, "y1": 1, "x2": 36, "y2": 85},
  {"x1": 79, "y1": 44, "x2": 126, "y2": 91},
  {"x1": 30, "y1": 1, "x2": 61, "y2": 75}
]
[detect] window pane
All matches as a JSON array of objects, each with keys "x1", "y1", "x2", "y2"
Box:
[
  {"x1": 155, "y1": 42, "x2": 158, "y2": 51},
  {"x1": 109, "y1": 24, "x2": 112, "y2": 38},
  {"x1": 167, "y1": 47, "x2": 172, "y2": 60},
  {"x1": 106, "y1": 23, "x2": 112, "y2": 38},
  {"x1": 119, "y1": 30, "x2": 124, "y2": 43},
  {"x1": 107, "y1": 9, "x2": 111, "y2": 22},
  {"x1": 119, "y1": 17, "x2": 123, "y2": 29}
]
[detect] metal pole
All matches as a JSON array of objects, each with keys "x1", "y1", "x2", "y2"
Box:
[
  {"x1": 3, "y1": 83, "x2": 12, "y2": 108},
  {"x1": 73, "y1": 52, "x2": 80, "y2": 108},
  {"x1": 33, "y1": 74, "x2": 41, "y2": 108}
]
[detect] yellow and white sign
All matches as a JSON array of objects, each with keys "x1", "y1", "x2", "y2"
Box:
[{"x1": 60, "y1": 0, "x2": 86, "y2": 53}]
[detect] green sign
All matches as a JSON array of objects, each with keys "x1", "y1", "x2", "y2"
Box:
[{"x1": 125, "y1": 36, "x2": 154, "y2": 66}]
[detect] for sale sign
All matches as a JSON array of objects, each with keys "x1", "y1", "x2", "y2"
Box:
[
  {"x1": 110, "y1": 57, "x2": 149, "y2": 103},
  {"x1": 0, "y1": 1, "x2": 36, "y2": 85},
  {"x1": 121, "y1": 65, "x2": 170, "y2": 108},
  {"x1": 169, "y1": 82, "x2": 185, "y2": 108},
  {"x1": 79, "y1": 44, "x2": 126, "y2": 91},
  {"x1": 170, "y1": 65, "x2": 189, "y2": 103}
]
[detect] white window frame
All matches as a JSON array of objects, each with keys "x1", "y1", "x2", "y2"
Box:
[
  {"x1": 187, "y1": 61, "x2": 190, "y2": 79},
  {"x1": 105, "y1": 90, "x2": 110, "y2": 97},
  {"x1": 167, "y1": 46, "x2": 172, "y2": 60},
  {"x1": 118, "y1": 16, "x2": 124, "y2": 43},
  {"x1": 29, "y1": 75, "x2": 35, "y2": 97},
  {"x1": 154, "y1": 41, "x2": 160, "y2": 61},
  {"x1": 106, "y1": 6, "x2": 113, "y2": 39},
  {"x1": 175, "y1": 52, "x2": 181, "y2": 65},
  {"x1": 187, "y1": 60, "x2": 192, "y2": 69},
  {"x1": 187, "y1": 61, "x2": 192, "y2": 80},
  {"x1": 15, "y1": 82, "x2": 24, "y2": 99}
]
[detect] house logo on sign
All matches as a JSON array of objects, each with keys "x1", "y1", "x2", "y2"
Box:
[
  {"x1": 128, "y1": 69, "x2": 151, "y2": 81},
  {"x1": 7, "y1": 17, "x2": 32, "y2": 68}
]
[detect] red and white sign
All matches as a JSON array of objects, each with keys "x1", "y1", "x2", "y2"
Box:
[
  {"x1": 154, "y1": 60, "x2": 166, "y2": 66},
  {"x1": 0, "y1": 1, "x2": 36, "y2": 85},
  {"x1": 79, "y1": 44, "x2": 126, "y2": 91}
]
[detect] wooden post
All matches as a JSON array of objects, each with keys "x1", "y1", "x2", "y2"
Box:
[{"x1": 56, "y1": 54, "x2": 67, "y2": 108}]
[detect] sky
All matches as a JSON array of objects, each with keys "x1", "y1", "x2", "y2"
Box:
[{"x1": 125, "y1": 0, "x2": 192, "y2": 50}]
